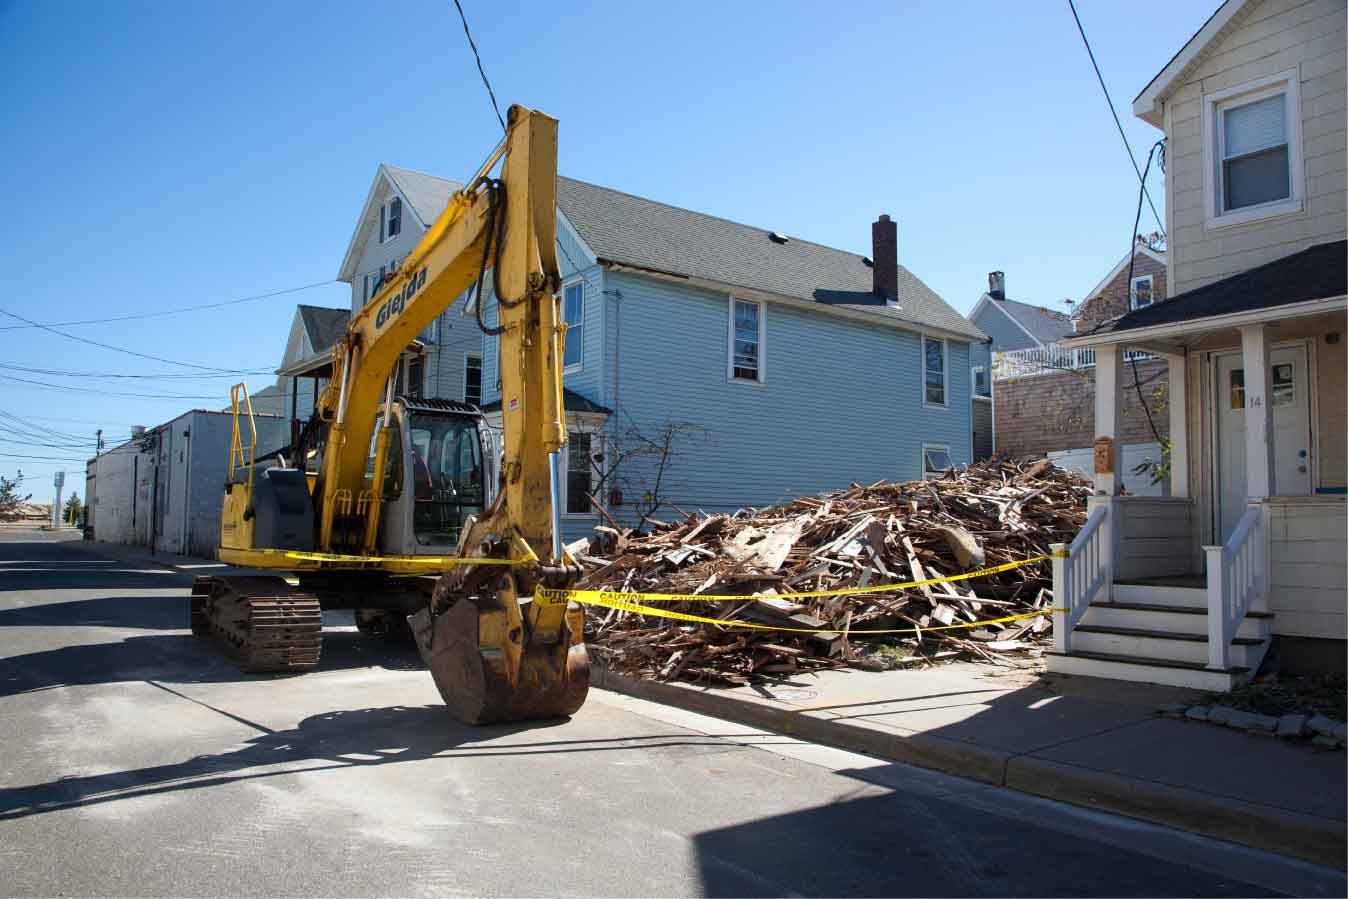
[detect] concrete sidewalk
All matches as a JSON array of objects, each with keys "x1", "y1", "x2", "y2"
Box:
[
  {"x1": 82, "y1": 539, "x2": 264, "y2": 579},
  {"x1": 593, "y1": 660, "x2": 1347, "y2": 869}
]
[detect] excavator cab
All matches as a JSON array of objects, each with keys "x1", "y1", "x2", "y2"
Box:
[{"x1": 365, "y1": 397, "x2": 498, "y2": 555}]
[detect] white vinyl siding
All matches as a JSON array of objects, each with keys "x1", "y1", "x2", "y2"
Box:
[
  {"x1": 728, "y1": 297, "x2": 764, "y2": 382},
  {"x1": 562, "y1": 282, "x2": 583, "y2": 371},
  {"x1": 923, "y1": 335, "x2": 947, "y2": 407},
  {"x1": 1160, "y1": 0, "x2": 1343, "y2": 296}
]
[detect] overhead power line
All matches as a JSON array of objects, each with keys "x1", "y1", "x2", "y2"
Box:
[
  {"x1": 452, "y1": 0, "x2": 507, "y2": 132},
  {"x1": 0, "y1": 308, "x2": 274, "y2": 375},
  {"x1": 0, "y1": 374, "x2": 225, "y2": 400},
  {"x1": 0, "y1": 362, "x2": 256, "y2": 381},
  {"x1": 0, "y1": 280, "x2": 335, "y2": 331},
  {"x1": 1066, "y1": 0, "x2": 1166, "y2": 236}
]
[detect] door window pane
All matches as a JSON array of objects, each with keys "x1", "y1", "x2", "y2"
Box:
[
  {"x1": 1229, "y1": 369, "x2": 1245, "y2": 410},
  {"x1": 1272, "y1": 362, "x2": 1295, "y2": 407}
]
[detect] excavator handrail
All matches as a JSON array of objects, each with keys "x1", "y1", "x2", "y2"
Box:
[{"x1": 228, "y1": 383, "x2": 258, "y2": 498}]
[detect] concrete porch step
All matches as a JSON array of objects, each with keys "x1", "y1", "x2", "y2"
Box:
[
  {"x1": 1045, "y1": 650, "x2": 1249, "y2": 691},
  {"x1": 1072, "y1": 624, "x2": 1264, "y2": 668},
  {"x1": 1085, "y1": 601, "x2": 1272, "y2": 640}
]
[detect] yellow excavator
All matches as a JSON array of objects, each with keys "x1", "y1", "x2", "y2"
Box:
[{"x1": 191, "y1": 105, "x2": 589, "y2": 724}]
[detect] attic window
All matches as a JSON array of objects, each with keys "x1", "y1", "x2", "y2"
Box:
[
  {"x1": 381, "y1": 197, "x2": 402, "y2": 243},
  {"x1": 768, "y1": 231, "x2": 789, "y2": 244}
]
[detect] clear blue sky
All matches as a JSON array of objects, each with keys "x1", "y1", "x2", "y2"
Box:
[{"x1": 0, "y1": 0, "x2": 1217, "y2": 501}]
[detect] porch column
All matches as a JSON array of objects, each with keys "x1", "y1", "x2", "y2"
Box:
[
  {"x1": 1239, "y1": 324, "x2": 1275, "y2": 499},
  {"x1": 1165, "y1": 351, "x2": 1188, "y2": 497},
  {"x1": 1093, "y1": 345, "x2": 1124, "y2": 495}
]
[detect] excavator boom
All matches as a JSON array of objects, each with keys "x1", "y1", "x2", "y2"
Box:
[{"x1": 204, "y1": 105, "x2": 588, "y2": 724}]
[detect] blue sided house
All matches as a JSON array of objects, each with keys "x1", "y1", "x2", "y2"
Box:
[{"x1": 345, "y1": 167, "x2": 986, "y2": 542}]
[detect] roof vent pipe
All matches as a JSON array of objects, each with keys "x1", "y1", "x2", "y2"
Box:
[{"x1": 988, "y1": 271, "x2": 1005, "y2": 300}]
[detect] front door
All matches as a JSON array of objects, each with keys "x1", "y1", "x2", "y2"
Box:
[{"x1": 1215, "y1": 345, "x2": 1311, "y2": 537}]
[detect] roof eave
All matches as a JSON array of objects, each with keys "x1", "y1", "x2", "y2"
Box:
[
  {"x1": 1131, "y1": 0, "x2": 1254, "y2": 126},
  {"x1": 1061, "y1": 294, "x2": 1347, "y2": 348}
]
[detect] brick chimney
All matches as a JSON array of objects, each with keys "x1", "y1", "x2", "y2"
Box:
[
  {"x1": 988, "y1": 271, "x2": 1006, "y2": 300},
  {"x1": 871, "y1": 215, "x2": 898, "y2": 300}
]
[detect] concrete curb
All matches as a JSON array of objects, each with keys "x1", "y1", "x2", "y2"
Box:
[{"x1": 592, "y1": 667, "x2": 1347, "y2": 870}]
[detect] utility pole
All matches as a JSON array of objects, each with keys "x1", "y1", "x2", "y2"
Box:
[
  {"x1": 95, "y1": 429, "x2": 104, "y2": 457},
  {"x1": 52, "y1": 471, "x2": 64, "y2": 530}
]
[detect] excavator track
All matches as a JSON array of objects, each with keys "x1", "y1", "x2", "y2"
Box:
[{"x1": 191, "y1": 576, "x2": 322, "y2": 673}]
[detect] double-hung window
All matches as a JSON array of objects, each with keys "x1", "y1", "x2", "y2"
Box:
[
  {"x1": 380, "y1": 197, "x2": 402, "y2": 242},
  {"x1": 565, "y1": 432, "x2": 593, "y2": 515},
  {"x1": 562, "y1": 282, "x2": 583, "y2": 370},
  {"x1": 923, "y1": 336, "x2": 946, "y2": 406},
  {"x1": 729, "y1": 298, "x2": 764, "y2": 382},
  {"x1": 1130, "y1": 274, "x2": 1154, "y2": 310},
  {"x1": 464, "y1": 353, "x2": 482, "y2": 406},
  {"x1": 971, "y1": 365, "x2": 987, "y2": 395},
  {"x1": 1204, "y1": 71, "x2": 1302, "y2": 227}
]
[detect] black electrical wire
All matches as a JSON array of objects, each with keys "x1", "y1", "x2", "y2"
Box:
[
  {"x1": 0, "y1": 374, "x2": 225, "y2": 400},
  {"x1": 452, "y1": 0, "x2": 506, "y2": 132},
  {"x1": 0, "y1": 280, "x2": 334, "y2": 331},
  {"x1": 0, "y1": 308, "x2": 274, "y2": 375},
  {"x1": 1124, "y1": 140, "x2": 1167, "y2": 449},
  {"x1": 0, "y1": 362, "x2": 255, "y2": 381},
  {"x1": 1067, "y1": 0, "x2": 1166, "y2": 236}
]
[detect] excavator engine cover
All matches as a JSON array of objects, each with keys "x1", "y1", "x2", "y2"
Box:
[{"x1": 410, "y1": 592, "x2": 589, "y2": 725}]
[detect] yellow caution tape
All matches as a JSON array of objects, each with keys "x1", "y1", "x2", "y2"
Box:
[
  {"x1": 547, "y1": 589, "x2": 1056, "y2": 635},
  {"x1": 280, "y1": 550, "x2": 526, "y2": 566},
  {"x1": 538, "y1": 550, "x2": 1066, "y2": 605}
]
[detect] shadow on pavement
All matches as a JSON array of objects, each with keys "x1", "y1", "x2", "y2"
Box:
[
  {"x1": 0, "y1": 630, "x2": 429, "y2": 699},
  {"x1": 0, "y1": 703, "x2": 786, "y2": 823},
  {"x1": 690, "y1": 791, "x2": 1279, "y2": 898}
]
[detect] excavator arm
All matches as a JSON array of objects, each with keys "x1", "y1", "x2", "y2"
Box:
[{"x1": 317, "y1": 105, "x2": 587, "y2": 723}]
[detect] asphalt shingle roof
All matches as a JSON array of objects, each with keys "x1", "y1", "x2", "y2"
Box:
[
  {"x1": 990, "y1": 298, "x2": 1074, "y2": 344},
  {"x1": 1087, "y1": 240, "x2": 1347, "y2": 336},
  {"x1": 297, "y1": 305, "x2": 350, "y2": 353},
  {"x1": 556, "y1": 177, "x2": 983, "y2": 339},
  {"x1": 373, "y1": 165, "x2": 983, "y2": 340}
]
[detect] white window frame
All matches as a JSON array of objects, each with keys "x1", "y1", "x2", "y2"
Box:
[
  {"x1": 1130, "y1": 274, "x2": 1155, "y2": 310},
  {"x1": 922, "y1": 334, "x2": 948, "y2": 408},
  {"x1": 380, "y1": 196, "x2": 402, "y2": 243},
  {"x1": 726, "y1": 296, "x2": 766, "y2": 384},
  {"x1": 922, "y1": 443, "x2": 953, "y2": 480},
  {"x1": 560, "y1": 428, "x2": 603, "y2": 519},
  {"x1": 1201, "y1": 69, "x2": 1303, "y2": 230},
  {"x1": 561, "y1": 279, "x2": 584, "y2": 374},
  {"x1": 971, "y1": 365, "x2": 987, "y2": 395},
  {"x1": 463, "y1": 352, "x2": 483, "y2": 406}
]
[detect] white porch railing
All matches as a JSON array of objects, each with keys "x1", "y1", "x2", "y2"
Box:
[
  {"x1": 1204, "y1": 504, "x2": 1269, "y2": 670},
  {"x1": 995, "y1": 345, "x2": 1154, "y2": 379},
  {"x1": 1051, "y1": 503, "x2": 1112, "y2": 653}
]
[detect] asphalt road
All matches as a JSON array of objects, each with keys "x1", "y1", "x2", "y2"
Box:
[{"x1": 1, "y1": 528, "x2": 1343, "y2": 898}]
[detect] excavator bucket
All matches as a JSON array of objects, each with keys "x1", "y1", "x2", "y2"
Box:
[{"x1": 409, "y1": 593, "x2": 589, "y2": 725}]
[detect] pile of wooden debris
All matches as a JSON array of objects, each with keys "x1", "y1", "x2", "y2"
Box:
[{"x1": 574, "y1": 459, "x2": 1091, "y2": 684}]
